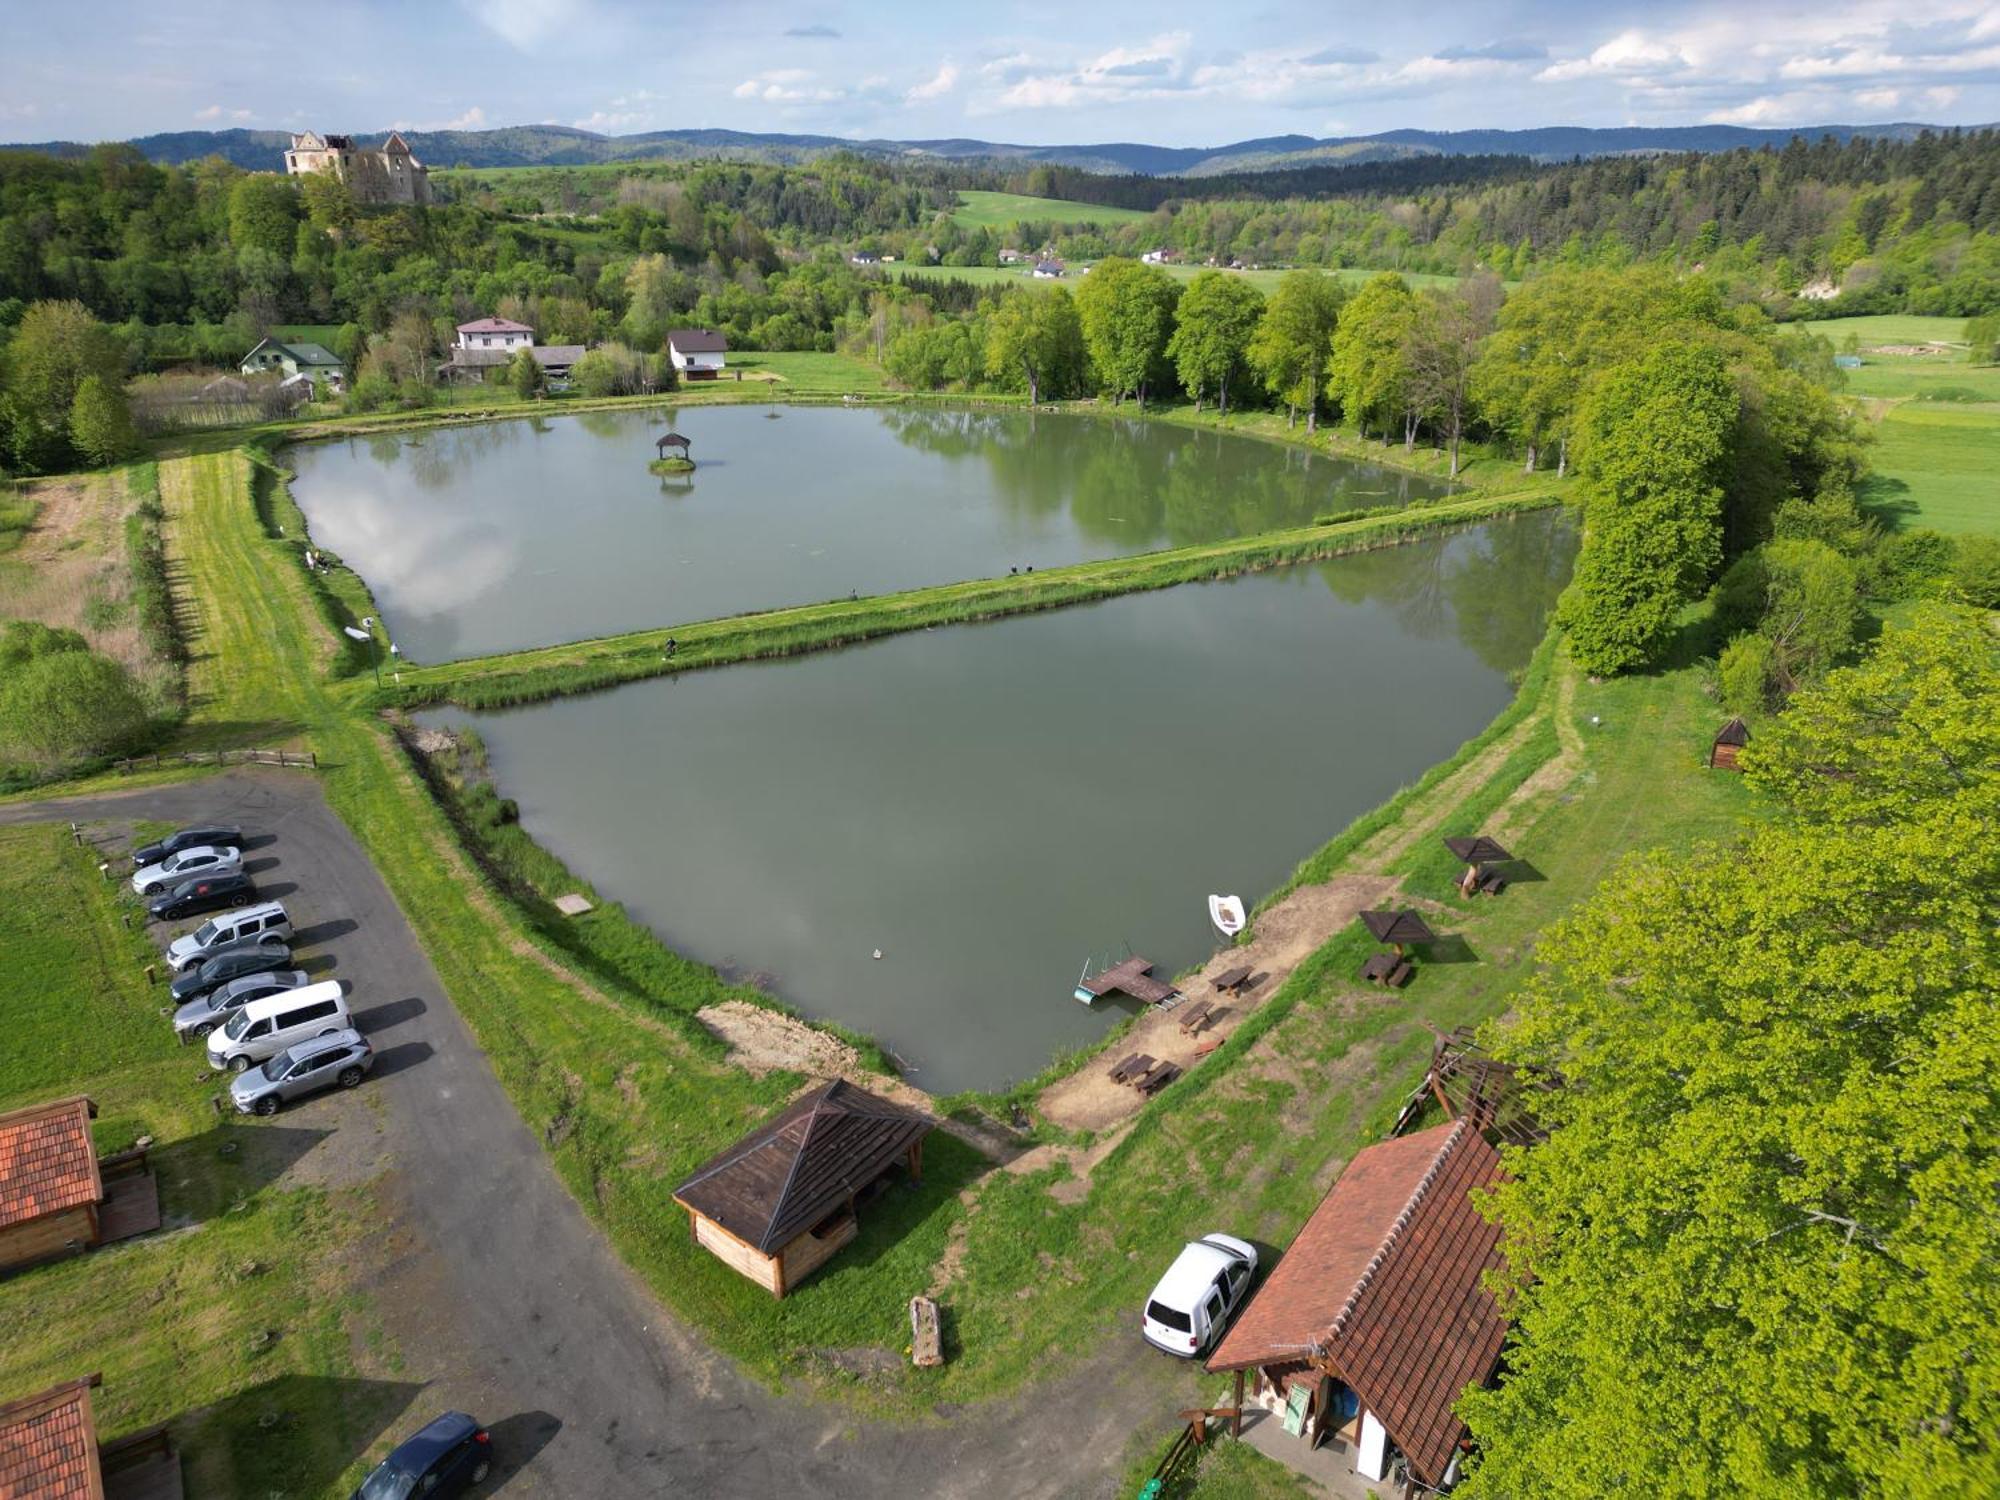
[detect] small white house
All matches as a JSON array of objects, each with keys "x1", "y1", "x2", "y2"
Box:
[
  {"x1": 850, "y1": 250, "x2": 882, "y2": 266},
  {"x1": 1141, "y1": 248, "x2": 1175, "y2": 265},
  {"x1": 456, "y1": 317, "x2": 536, "y2": 352},
  {"x1": 1033, "y1": 260, "x2": 1065, "y2": 279},
  {"x1": 668, "y1": 329, "x2": 729, "y2": 381},
  {"x1": 999, "y1": 248, "x2": 1026, "y2": 265}
]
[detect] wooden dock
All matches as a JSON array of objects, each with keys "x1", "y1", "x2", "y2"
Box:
[{"x1": 1076, "y1": 956, "x2": 1180, "y2": 1008}]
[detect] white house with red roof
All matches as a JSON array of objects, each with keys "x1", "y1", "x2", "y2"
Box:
[{"x1": 455, "y1": 317, "x2": 536, "y2": 352}]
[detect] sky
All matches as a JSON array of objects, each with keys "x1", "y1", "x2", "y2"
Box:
[{"x1": 2, "y1": 0, "x2": 1997, "y2": 147}]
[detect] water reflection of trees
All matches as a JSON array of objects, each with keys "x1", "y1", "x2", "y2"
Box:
[
  {"x1": 1314, "y1": 510, "x2": 1577, "y2": 673},
  {"x1": 876, "y1": 408, "x2": 1451, "y2": 551}
]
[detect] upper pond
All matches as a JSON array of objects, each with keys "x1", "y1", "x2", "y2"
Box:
[
  {"x1": 286, "y1": 404, "x2": 1453, "y2": 661},
  {"x1": 421, "y1": 511, "x2": 1574, "y2": 1093}
]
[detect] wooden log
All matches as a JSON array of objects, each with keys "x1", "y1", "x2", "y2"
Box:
[{"x1": 909, "y1": 1295, "x2": 944, "y2": 1368}]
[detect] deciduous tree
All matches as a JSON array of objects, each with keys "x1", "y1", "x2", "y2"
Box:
[
  {"x1": 1324, "y1": 272, "x2": 1416, "y2": 443},
  {"x1": 1165, "y1": 270, "x2": 1263, "y2": 414},
  {"x1": 66, "y1": 374, "x2": 137, "y2": 465},
  {"x1": 983, "y1": 286, "x2": 1085, "y2": 404},
  {"x1": 1247, "y1": 271, "x2": 1345, "y2": 430},
  {"x1": 1073, "y1": 257, "x2": 1179, "y2": 406}
]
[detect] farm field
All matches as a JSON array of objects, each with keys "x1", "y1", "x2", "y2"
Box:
[
  {"x1": 949, "y1": 189, "x2": 1155, "y2": 229},
  {"x1": 897, "y1": 262, "x2": 1469, "y2": 295},
  {"x1": 1804, "y1": 313, "x2": 1969, "y2": 348},
  {"x1": 1861, "y1": 401, "x2": 2000, "y2": 534},
  {"x1": 268, "y1": 324, "x2": 344, "y2": 349}
]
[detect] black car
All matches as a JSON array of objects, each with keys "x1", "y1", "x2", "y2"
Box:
[
  {"x1": 352, "y1": 1412, "x2": 492, "y2": 1500},
  {"x1": 149, "y1": 871, "x2": 257, "y2": 922},
  {"x1": 132, "y1": 824, "x2": 244, "y2": 869},
  {"x1": 167, "y1": 940, "x2": 297, "y2": 1004}
]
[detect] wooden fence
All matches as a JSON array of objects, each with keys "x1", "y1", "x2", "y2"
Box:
[{"x1": 115, "y1": 747, "x2": 317, "y2": 773}]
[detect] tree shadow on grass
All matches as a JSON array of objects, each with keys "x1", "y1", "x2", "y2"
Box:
[
  {"x1": 1858, "y1": 473, "x2": 1917, "y2": 532},
  {"x1": 178, "y1": 1373, "x2": 425, "y2": 1500}
]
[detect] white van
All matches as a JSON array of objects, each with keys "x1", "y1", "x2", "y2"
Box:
[
  {"x1": 167, "y1": 901, "x2": 293, "y2": 972},
  {"x1": 207, "y1": 980, "x2": 351, "y2": 1073}
]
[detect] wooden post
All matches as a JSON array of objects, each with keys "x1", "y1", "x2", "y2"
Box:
[
  {"x1": 144, "y1": 965, "x2": 155, "y2": 984},
  {"x1": 1233, "y1": 1370, "x2": 1245, "y2": 1436},
  {"x1": 908, "y1": 1138, "x2": 924, "y2": 1184}
]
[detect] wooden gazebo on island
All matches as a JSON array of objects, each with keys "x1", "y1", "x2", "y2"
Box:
[
  {"x1": 1357, "y1": 909, "x2": 1439, "y2": 989},
  {"x1": 1443, "y1": 835, "x2": 1514, "y2": 897},
  {"x1": 1709, "y1": 716, "x2": 1751, "y2": 771},
  {"x1": 673, "y1": 1080, "x2": 932, "y2": 1297},
  {"x1": 654, "y1": 432, "x2": 691, "y2": 459}
]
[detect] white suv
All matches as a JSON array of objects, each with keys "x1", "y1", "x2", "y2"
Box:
[{"x1": 1141, "y1": 1233, "x2": 1259, "y2": 1356}]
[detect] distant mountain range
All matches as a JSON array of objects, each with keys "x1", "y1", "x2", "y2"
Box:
[{"x1": 5, "y1": 120, "x2": 1980, "y2": 176}]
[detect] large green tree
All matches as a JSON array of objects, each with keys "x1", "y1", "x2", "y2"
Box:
[
  {"x1": 4, "y1": 299, "x2": 126, "y2": 442},
  {"x1": 1324, "y1": 272, "x2": 1417, "y2": 443},
  {"x1": 67, "y1": 373, "x2": 137, "y2": 465},
  {"x1": 1556, "y1": 341, "x2": 1739, "y2": 674},
  {"x1": 1165, "y1": 270, "x2": 1264, "y2": 415},
  {"x1": 0, "y1": 634, "x2": 149, "y2": 771},
  {"x1": 1463, "y1": 606, "x2": 2000, "y2": 1499},
  {"x1": 1073, "y1": 257, "x2": 1179, "y2": 405},
  {"x1": 983, "y1": 286, "x2": 1086, "y2": 404},
  {"x1": 1246, "y1": 271, "x2": 1345, "y2": 429}
]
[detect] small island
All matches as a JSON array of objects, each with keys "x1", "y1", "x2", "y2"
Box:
[{"x1": 651, "y1": 431, "x2": 694, "y2": 474}]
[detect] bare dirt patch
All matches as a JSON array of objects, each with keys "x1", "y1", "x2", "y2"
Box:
[
  {"x1": 0, "y1": 473, "x2": 158, "y2": 682},
  {"x1": 1036, "y1": 872, "x2": 1395, "y2": 1134}
]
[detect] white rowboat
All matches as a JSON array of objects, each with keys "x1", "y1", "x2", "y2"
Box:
[{"x1": 1208, "y1": 894, "x2": 1246, "y2": 937}]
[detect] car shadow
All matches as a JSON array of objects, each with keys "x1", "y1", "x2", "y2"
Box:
[
  {"x1": 352, "y1": 996, "x2": 427, "y2": 1032},
  {"x1": 239, "y1": 833, "x2": 279, "y2": 853},
  {"x1": 299, "y1": 952, "x2": 341, "y2": 977},
  {"x1": 487, "y1": 1411, "x2": 564, "y2": 1491},
  {"x1": 257, "y1": 879, "x2": 299, "y2": 900},
  {"x1": 372, "y1": 1040, "x2": 434, "y2": 1078},
  {"x1": 242, "y1": 855, "x2": 282, "y2": 875},
  {"x1": 294, "y1": 917, "x2": 359, "y2": 946}
]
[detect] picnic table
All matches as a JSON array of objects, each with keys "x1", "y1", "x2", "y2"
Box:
[
  {"x1": 1136, "y1": 1061, "x2": 1183, "y2": 1096},
  {"x1": 1360, "y1": 951, "x2": 1414, "y2": 988},
  {"x1": 1108, "y1": 1053, "x2": 1156, "y2": 1085},
  {"x1": 1180, "y1": 1002, "x2": 1228, "y2": 1037},
  {"x1": 1210, "y1": 965, "x2": 1254, "y2": 995}
]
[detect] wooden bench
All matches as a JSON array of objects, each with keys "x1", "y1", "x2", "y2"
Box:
[
  {"x1": 1477, "y1": 868, "x2": 1509, "y2": 896},
  {"x1": 1360, "y1": 952, "x2": 1414, "y2": 988},
  {"x1": 1177, "y1": 999, "x2": 1213, "y2": 1035},
  {"x1": 1182, "y1": 1002, "x2": 1228, "y2": 1038},
  {"x1": 1136, "y1": 1061, "x2": 1183, "y2": 1096},
  {"x1": 1108, "y1": 1053, "x2": 1156, "y2": 1086}
]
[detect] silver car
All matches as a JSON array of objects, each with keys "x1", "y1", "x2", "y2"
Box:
[
  {"x1": 132, "y1": 843, "x2": 243, "y2": 897},
  {"x1": 228, "y1": 1029, "x2": 374, "y2": 1115},
  {"x1": 172, "y1": 969, "x2": 312, "y2": 1044}
]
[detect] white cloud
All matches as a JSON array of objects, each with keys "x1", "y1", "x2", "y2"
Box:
[
  {"x1": 573, "y1": 89, "x2": 666, "y2": 134},
  {"x1": 439, "y1": 106, "x2": 488, "y2": 130},
  {"x1": 194, "y1": 104, "x2": 222, "y2": 121},
  {"x1": 906, "y1": 62, "x2": 959, "y2": 104},
  {"x1": 1539, "y1": 30, "x2": 1690, "y2": 83},
  {"x1": 1926, "y1": 84, "x2": 1962, "y2": 108},
  {"x1": 462, "y1": 0, "x2": 587, "y2": 51},
  {"x1": 731, "y1": 68, "x2": 846, "y2": 104},
  {"x1": 1854, "y1": 87, "x2": 1902, "y2": 109},
  {"x1": 1706, "y1": 95, "x2": 1797, "y2": 124}
]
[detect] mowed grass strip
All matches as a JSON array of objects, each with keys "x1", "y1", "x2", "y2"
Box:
[
  {"x1": 950, "y1": 190, "x2": 1155, "y2": 230},
  {"x1": 389, "y1": 490, "x2": 1564, "y2": 707},
  {"x1": 1861, "y1": 401, "x2": 2000, "y2": 534},
  {"x1": 0, "y1": 822, "x2": 407, "y2": 1498}
]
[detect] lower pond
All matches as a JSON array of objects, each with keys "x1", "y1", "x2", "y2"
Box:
[
  {"x1": 286, "y1": 404, "x2": 1452, "y2": 661},
  {"x1": 421, "y1": 511, "x2": 1574, "y2": 1093}
]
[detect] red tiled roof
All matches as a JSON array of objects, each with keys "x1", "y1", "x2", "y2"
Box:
[
  {"x1": 0, "y1": 1376, "x2": 104, "y2": 1500},
  {"x1": 674, "y1": 1080, "x2": 931, "y2": 1254},
  {"x1": 456, "y1": 317, "x2": 534, "y2": 334},
  {"x1": 1207, "y1": 1120, "x2": 1507, "y2": 1487},
  {"x1": 0, "y1": 1098, "x2": 101, "y2": 1233}
]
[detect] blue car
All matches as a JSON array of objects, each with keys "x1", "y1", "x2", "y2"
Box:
[{"x1": 352, "y1": 1413, "x2": 492, "y2": 1500}]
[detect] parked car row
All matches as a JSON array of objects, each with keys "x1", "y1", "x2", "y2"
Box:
[{"x1": 138, "y1": 827, "x2": 375, "y2": 1116}]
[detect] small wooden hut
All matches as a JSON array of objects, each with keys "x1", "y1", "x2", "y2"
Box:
[
  {"x1": 1206, "y1": 1121, "x2": 1507, "y2": 1494},
  {"x1": 674, "y1": 1080, "x2": 932, "y2": 1297},
  {"x1": 1709, "y1": 717, "x2": 1751, "y2": 771},
  {"x1": 655, "y1": 432, "x2": 691, "y2": 458},
  {"x1": 0, "y1": 1097, "x2": 159, "y2": 1274},
  {"x1": 0, "y1": 1373, "x2": 184, "y2": 1500}
]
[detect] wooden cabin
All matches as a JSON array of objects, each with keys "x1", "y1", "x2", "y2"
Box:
[
  {"x1": 0, "y1": 1374, "x2": 184, "y2": 1500},
  {"x1": 1709, "y1": 717, "x2": 1751, "y2": 771},
  {"x1": 673, "y1": 1080, "x2": 932, "y2": 1297},
  {"x1": 0, "y1": 1097, "x2": 160, "y2": 1273},
  {"x1": 1206, "y1": 1121, "x2": 1507, "y2": 1495}
]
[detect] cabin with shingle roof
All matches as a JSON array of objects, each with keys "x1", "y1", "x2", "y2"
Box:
[
  {"x1": 673, "y1": 1080, "x2": 932, "y2": 1296},
  {"x1": 0, "y1": 1097, "x2": 161, "y2": 1274},
  {"x1": 1206, "y1": 1120, "x2": 1507, "y2": 1493},
  {"x1": 0, "y1": 1374, "x2": 184, "y2": 1500}
]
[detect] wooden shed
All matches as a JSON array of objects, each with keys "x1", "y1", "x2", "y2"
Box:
[
  {"x1": 1709, "y1": 717, "x2": 1751, "y2": 771},
  {"x1": 0, "y1": 1097, "x2": 160, "y2": 1274},
  {"x1": 1207, "y1": 1120, "x2": 1507, "y2": 1495},
  {"x1": 673, "y1": 1080, "x2": 932, "y2": 1297},
  {"x1": 0, "y1": 1374, "x2": 184, "y2": 1500}
]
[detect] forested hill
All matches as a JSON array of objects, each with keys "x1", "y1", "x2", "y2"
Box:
[{"x1": 4, "y1": 119, "x2": 1976, "y2": 175}]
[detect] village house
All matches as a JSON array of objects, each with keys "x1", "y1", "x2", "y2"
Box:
[
  {"x1": 0, "y1": 1096, "x2": 160, "y2": 1274},
  {"x1": 668, "y1": 328, "x2": 728, "y2": 381},
  {"x1": 850, "y1": 249, "x2": 882, "y2": 266},
  {"x1": 673, "y1": 1080, "x2": 932, "y2": 1297},
  {"x1": 1033, "y1": 259, "x2": 1065, "y2": 279},
  {"x1": 998, "y1": 247, "x2": 1027, "y2": 264},
  {"x1": 283, "y1": 130, "x2": 432, "y2": 206},
  {"x1": 1206, "y1": 1120, "x2": 1507, "y2": 1495},
  {"x1": 0, "y1": 1374, "x2": 183, "y2": 1500},
  {"x1": 237, "y1": 338, "x2": 346, "y2": 395},
  {"x1": 1141, "y1": 248, "x2": 1177, "y2": 264},
  {"x1": 456, "y1": 317, "x2": 536, "y2": 352}
]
